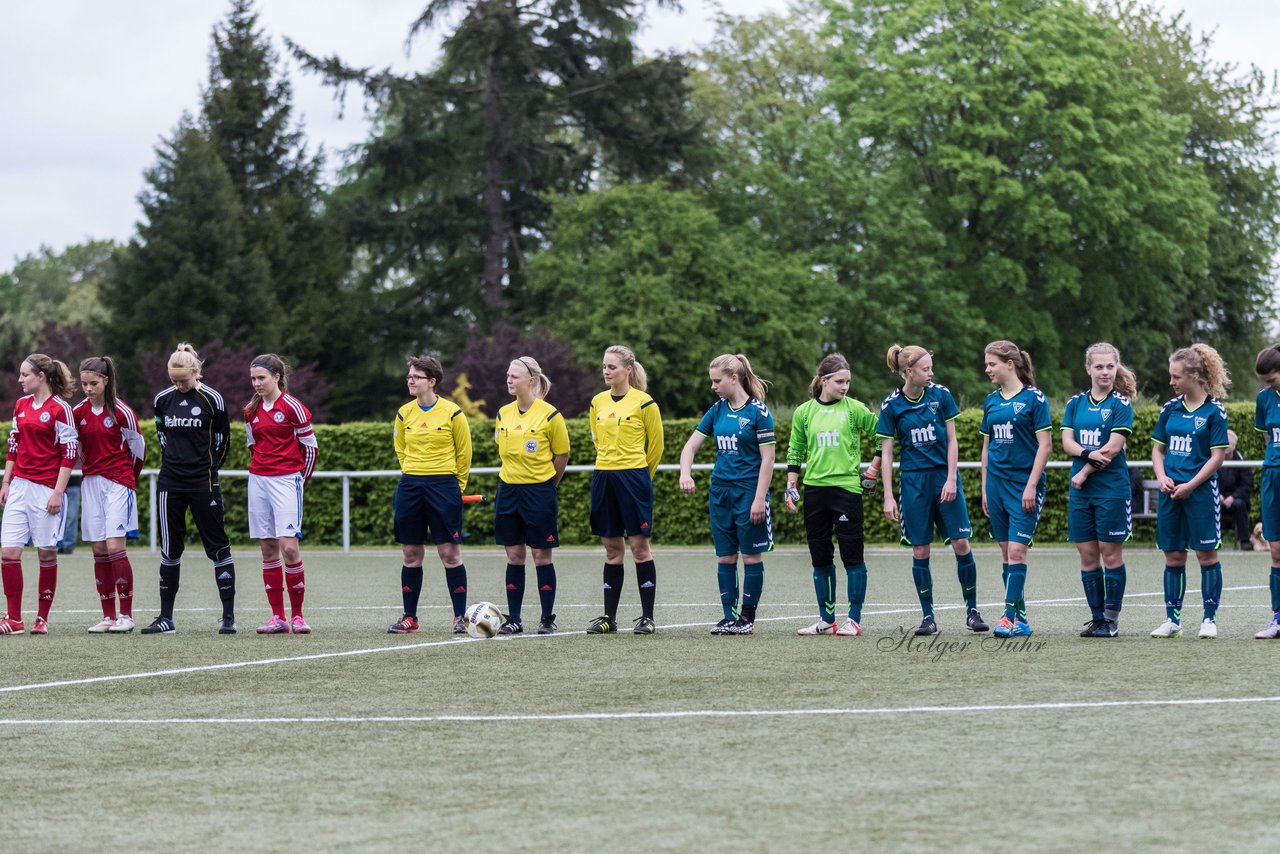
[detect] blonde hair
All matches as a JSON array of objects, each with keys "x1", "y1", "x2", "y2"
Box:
[
  {"x1": 1171, "y1": 343, "x2": 1230, "y2": 399},
  {"x1": 511, "y1": 356, "x2": 552, "y2": 399},
  {"x1": 709, "y1": 353, "x2": 769, "y2": 402},
  {"x1": 809, "y1": 353, "x2": 850, "y2": 399},
  {"x1": 985, "y1": 340, "x2": 1035, "y2": 387},
  {"x1": 1084, "y1": 342, "x2": 1137, "y2": 398},
  {"x1": 168, "y1": 342, "x2": 203, "y2": 378},
  {"x1": 886, "y1": 344, "x2": 929, "y2": 376},
  {"x1": 24, "y1": 354, "x2": 74, "y2": 400},
  {"x1": 604, "y1": 345, "x2": 647, "y2": 392}
]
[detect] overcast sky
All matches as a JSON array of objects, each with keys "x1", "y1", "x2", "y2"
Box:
[{"x1": 0, "y1": 0, "x2": 1274, "y2": 265}]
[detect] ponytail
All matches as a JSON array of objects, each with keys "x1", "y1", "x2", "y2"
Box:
[
  {"x1": 512, "y1": 356, "x2": 553, "y2": 400},
  {"x1": 24, "y1": 353, "x2": 74, "y2": 400},
  {"x1": 985, "y1": 340, "x2": 1036, "y2": 388},
  {"x1": 1084, "y1": 342, "x2": 1138, "y2": 399},
  {"x1": 709, "y1": 353, "x2": 770, "y2": 402},
  {"x1": 245, "y1": 353, "x2": 289, "y2": 419},
  {"x1": 605, "y1": 345, "x2": 648, "y2": 393},
  {"x1": 79, "y1": 356, "x2": 120, "y2": 420},
  {"x1": 809, "y1": 353, "x2": 850, "y2": 399}
]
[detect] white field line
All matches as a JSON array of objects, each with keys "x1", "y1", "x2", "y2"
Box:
[
  {"x1": 3, "y1": 694, "x2": 1280, "y2": 726},
  {"x1": 5, "y1": 586, "x2": 1269, "y2": 697}
]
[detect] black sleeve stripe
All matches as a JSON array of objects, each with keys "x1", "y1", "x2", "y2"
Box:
[
  {"x1": 547, "y1": 410, "x2": 560, "y2": 421},
  {"x1": 450, "y1": 409, "x2": 462, "y2": 419},
  {"x1": 641, "y1": 400, "x2": 657, "y2": 409}
]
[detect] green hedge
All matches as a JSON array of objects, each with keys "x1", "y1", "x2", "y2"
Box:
[{"x1": 27, "y1": 401, "x2": 1266, "y2": 546}]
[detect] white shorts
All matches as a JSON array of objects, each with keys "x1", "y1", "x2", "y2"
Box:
[
  {"x1": 248, "y1": 472, "x2": 304, "y2": 540},
  {"x1": 80, "y1": 475, "x2": 139, "y2": 542},
  {"x1": 1, "y1": 477, "x2": 67, "y2": 549}
]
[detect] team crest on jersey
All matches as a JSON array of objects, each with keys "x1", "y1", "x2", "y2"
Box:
[
  {"x1": 1100, "y1": 410, "x2": 1111, "y2": 422},
  {"x1": 524, "y1": 439, "x2": 538, "y2": 453},
  {"x1": 39, "y1": 411, "x2": 50, "y2": 423},
  {"x1": 1195, "y1": 417, "x2": 1207, "y2": 429},
  {"x1": 738, "y1": 416, "x2": 751, "y2": 431},
  {"x1": 928, "y1": 401, "x2": 939, "y2": 414},
  {"x1": 273, "y1": 411, "x2": 285, "y2": 423},
  {"x1": 1012, "y1": 402, "x2": 1026, "y2": 415},
  {"x1": 191, "y1": 407, "x2": 202, "y2": 416}
]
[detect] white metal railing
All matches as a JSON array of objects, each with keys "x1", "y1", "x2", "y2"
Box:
[{"x1": 134, "y1": 458, "x2": 1262, "y2": 553}]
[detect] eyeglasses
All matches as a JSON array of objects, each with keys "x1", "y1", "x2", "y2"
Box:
[{"x1": 406, "y1": 374, "x2": 429, "y2": 382}]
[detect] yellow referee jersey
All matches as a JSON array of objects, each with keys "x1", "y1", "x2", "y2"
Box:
[
  {"x1": 588, "y1": 388, "x2": 664, "y2": 475},
  {"x1": 495, "y1": 398, "x2": 570, "y2": 484},
  {"x1": 393, "y1": 397, "x2": 472, "y2": 492}
]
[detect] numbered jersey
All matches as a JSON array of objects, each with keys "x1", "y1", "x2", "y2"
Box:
[
  {"x1": 980, "y1": 386, "x2": 1052, "y2": 482},
  {"x1": 1062, "y1": 390, "x2": 1134, "y2": 496},
  {"x1": 1152, "y1": 395, "x2": 1229, "y2": 483},
  {"x1": 876, "y1": 383, "x2": 959, "y2": 472},
  {"x1": 695, "y1": 397, "x2": 775, "y2": 486},
  {"x1": 1254, "y1": 388, "x2": 1280, "y2": 467}
]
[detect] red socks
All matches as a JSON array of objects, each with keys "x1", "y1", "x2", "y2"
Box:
[
  {"x1": 263, "y1": 559, "x2": 285, "y2": 619},
  {"x1": 36, "y1": 554, "x2": 57, "y2": 622},
  {"x1": 95, "y1": 554, "x2": 116, "y2": 619},
  {"x1": 110, "y1": 550, "x2": 134, "y2": 618},
  {"x1": 285, "y1": 561, "x2": 305, "y2": 617},
  {"x1": 1, "y1": 558, "x2": 21, "y2": 620}
]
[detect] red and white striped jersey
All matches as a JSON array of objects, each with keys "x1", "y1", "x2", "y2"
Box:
[
  {"x1": 246, "y1": 393, "x2": 318, "y2": 479},
  {"x1": 73, "y1": 398, "x2": 145, "y2": 489},
  {"x1": 7, "y1": 394, "x2": 78, "y2": 488}
]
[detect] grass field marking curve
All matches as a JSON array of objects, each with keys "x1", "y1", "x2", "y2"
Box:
[
  {"x1": 5, "y1": 693, "x2": 1280, "y2": 726},
  {"x1": 4, "y1": 585, "x2": 1267, "y2": 696}
]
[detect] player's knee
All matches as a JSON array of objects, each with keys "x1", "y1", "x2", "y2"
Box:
[
  {"x1": 279, "y1": 540, "x2": 301, "y2": 564},
  {"x1": 1, "y1": 546, "x2": 22, "y2": 561}
]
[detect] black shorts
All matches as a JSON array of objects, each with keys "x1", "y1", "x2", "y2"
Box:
[
  {"x1": 494, "y1": 480, "x2": 559, "y2": 548},
  {"x1": 394, "y1": 474, "x2": 464, "y2": 546},
  {"x1": 589, "y1": 469, "x2": 654, "y2": 538}
]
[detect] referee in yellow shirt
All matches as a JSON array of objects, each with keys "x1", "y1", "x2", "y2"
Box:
[
  {"x1": 493, "y1": 357, "x2": 570, "y2": 635},
  {"x1": 388, "y1": 356, "x2": 473, "y2": 635},
  {"x1": 586, "y1": 345, "x2": 664, "y2": 634}
]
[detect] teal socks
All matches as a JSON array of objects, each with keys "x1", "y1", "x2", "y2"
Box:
[
  {"x1": 846, "y1": 563, "x2": 868, "y2": 622},
  {"x1": 912, "y1": 557, "x2": 934, "y2": 619},
  {"x1": 956, "y1": 550, "x2": 978, "y2": 611},
  {"x1": 813, "y1": 564, "x2": 836, "y2": 623}
]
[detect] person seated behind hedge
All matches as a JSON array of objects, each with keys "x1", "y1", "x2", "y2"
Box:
[{"x1": 1218, "y1": 429, "x2": 1254, "y2": 550}]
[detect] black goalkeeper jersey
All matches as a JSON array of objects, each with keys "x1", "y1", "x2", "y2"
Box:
[{"x1": 153, "y1": 383, "x2": 230, "y2": 491}]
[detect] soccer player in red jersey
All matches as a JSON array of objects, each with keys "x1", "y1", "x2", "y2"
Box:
[
  {"x1": 0, "y1": 354, "x2": 79, "y2": 635},
  {"x1": 245, "y1": 354, "x2": 319, "y2": 635},
  {"x1": 74, "y1": 357, "x2": 146, "y2": 633}
]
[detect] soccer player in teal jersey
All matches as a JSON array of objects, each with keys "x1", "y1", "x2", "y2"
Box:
[
  {"x1": 877, "y1": 344, "x2": 988, "y2": 636},
  {"x1": 979, "y1": 340, "x2": 1052, "y2": 638},
  {"x1": 785, "y1": 354, "x2": 880, "y2": 637},
  {"x1": 1061, "y1": 343, "x2": 1136, "y2": 638},
  {"x1": 1150, "y1": 344, "x2": 1230, "y2": 639},
  {"x1": 1253, "y1": 344, "x2": 1280, "y2": 639},
  {"x1": 679, "y1": 354, "x2": 775, "y2": 635}
]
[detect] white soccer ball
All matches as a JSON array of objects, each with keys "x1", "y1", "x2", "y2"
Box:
[{"x1": 464, "y1": 601, "x2": 504, "y2": 638}]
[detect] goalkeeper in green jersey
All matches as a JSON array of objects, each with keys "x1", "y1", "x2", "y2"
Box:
[{"x1": 785, "y1": 354, "x2": 880, "y2": 637}]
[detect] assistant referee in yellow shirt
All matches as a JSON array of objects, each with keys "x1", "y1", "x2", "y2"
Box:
[
  {"x1": 586, "y1": 345, "x2": 664, "y2": 635},
  {"x1": 493, "y1": 356, "x2": 570, "y2": 635},
  {"x1": 388, "y1": 356, "x2": 473, "y2": 635}
]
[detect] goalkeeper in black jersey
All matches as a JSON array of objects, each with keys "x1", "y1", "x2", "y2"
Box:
[{"x1": 140, "y1": 343, "x2": 238, "y2": 635}]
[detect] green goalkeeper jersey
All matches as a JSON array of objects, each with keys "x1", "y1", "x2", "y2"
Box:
[{"x1": 786, "y1": 396, "x2": 880, "y2": 492}]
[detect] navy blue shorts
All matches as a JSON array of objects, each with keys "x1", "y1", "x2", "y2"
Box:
[
  {"x1": 986, "y1": 473, "x2": 1045, "y2": 546},
  {"x1": 495, "y1": 480, "x2": 559, "y2": 548},
  {"x1": 1261, "y1": 467, "x2": 1280, "y2": 542},
  {"x1": 590, "y1": 469, "x2": 654, "y2": 538},
  {"x1": 394, "y1": 474, "x2": 463, "y2": 546},
  {"x1": 1068, "y1": 490, "x2": 1132, "y2": 543}
]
